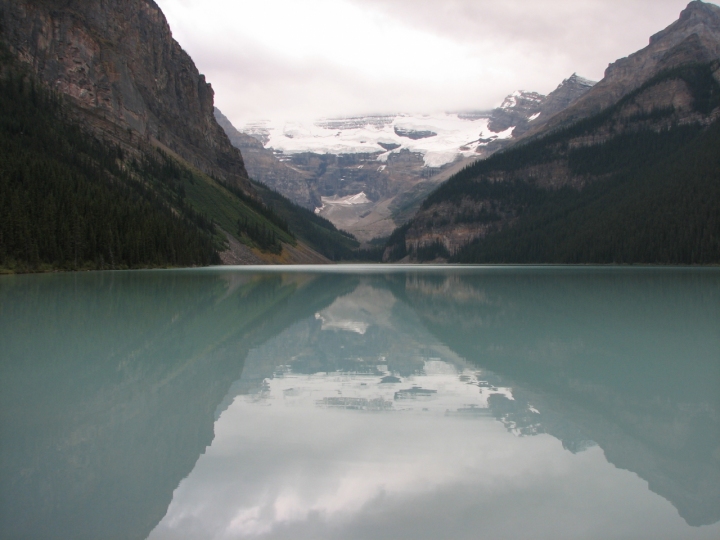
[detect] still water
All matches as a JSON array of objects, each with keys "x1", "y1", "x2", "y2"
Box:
[{"x1": 1, "y1": 266, "x2": 719, "y2": 540}]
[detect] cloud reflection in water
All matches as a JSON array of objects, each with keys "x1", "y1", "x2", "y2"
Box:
[{"x1": 149, "y1": 271, "x2": 720, "y2": 540}]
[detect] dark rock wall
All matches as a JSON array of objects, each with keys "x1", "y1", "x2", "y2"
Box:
[{"x1": 0, "y1": 0, "x2": 250, "y2": 189}]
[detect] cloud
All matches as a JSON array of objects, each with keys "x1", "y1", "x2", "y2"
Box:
[
  {"x1": 147, "y1": 392, "x2": 710, "y2": 540},
  {"x1": 155, "y1": 0, "x2": 703, "y2": 125}
]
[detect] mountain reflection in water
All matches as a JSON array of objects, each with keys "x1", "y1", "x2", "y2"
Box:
[{"x1": 1, "y1": 267, "x2": 719, "y2": 540}]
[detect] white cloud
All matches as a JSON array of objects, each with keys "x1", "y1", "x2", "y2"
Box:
[{"x1": 155, "y1": 0, "x2": 706, "y2": 125}]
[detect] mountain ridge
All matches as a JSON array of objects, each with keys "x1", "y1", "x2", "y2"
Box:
[
  {"x1": 521, "y1": 0, "x2": 720, "y2": 140},
  {"x1": 0, "y1": 0, "x2": 361, "y2": 270}
]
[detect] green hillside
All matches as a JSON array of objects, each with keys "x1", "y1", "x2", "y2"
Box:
[
  {"x1": 136, "y1": 152, "x2": 295, "y2": 255},
  {"x1": 0, "y1": 62, "x2": 304, "y2": 272}
]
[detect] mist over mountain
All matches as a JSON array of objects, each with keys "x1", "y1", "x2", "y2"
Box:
[{"x1": 522, "y1": 0, "x2": 720, "y2": 138}]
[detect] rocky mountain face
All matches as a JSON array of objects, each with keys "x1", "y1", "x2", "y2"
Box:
[
  {"x1": 0, "y1": 0, "x2": 250, "y2": 190},
  {"x1": 0, "y1": 0, "x2": 353, "y2": 267},
  {"x1": 522, "y1": 0, "x2": 720, "y2": 139},
  {"x1": 516, "y1": 73, "x2": 597, "y2": 135},
  {"x1": 459, "y1": 75, "x2": 597, "y2": 149},
  {"x1": 541, "y1": 74, "x2": 597, "y2": 117},
  {"x1": 469, "y1": 75, "x2": 599, "y2": 140},
  {"x1": 214, "y1": 108, "x2": 316, "y2": 208},
  {"x1": 386, "y1": 0, "x2": 720, "y2": 263}
]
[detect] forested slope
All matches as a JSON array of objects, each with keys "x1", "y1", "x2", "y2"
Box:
[
  {"x1": 385, "y1": 61, "x2": 720, "y2": 264},
  {"x1": 455, "y1": 118, "x2": 720, "y2": 264},
  {"x1": 251, "y1": 182, "x2": 360, "y2": 261},
  {"x1": 0, "y1": 66, "x2": 220, "y2": 272},
  {"x1": 0, "y1": 50, "x2": 368, "y2": 271}
]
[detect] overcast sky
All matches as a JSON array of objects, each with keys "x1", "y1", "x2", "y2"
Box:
[{"x1": 155, "y1": 0, "x2": 706, "y2": 125}]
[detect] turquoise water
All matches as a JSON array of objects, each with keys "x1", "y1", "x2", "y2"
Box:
[{"x1": 1, "y1": 266, "x2": 719, "y2": 540}]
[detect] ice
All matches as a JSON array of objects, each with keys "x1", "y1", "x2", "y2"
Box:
[
  {"x1": 321, "y1": 192, "x2": 372, "y2": 206},
  {"x1": 244, "y1": 112, "x2": 514, "y2": 169},
  {"x1": 501, "y1": 96, "x2": 517, "y2": 110}
]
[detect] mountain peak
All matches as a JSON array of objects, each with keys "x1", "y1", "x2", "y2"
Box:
[
  {"x1": 649, "y1": 0, "x2": 720, "y2": 45},
  {"x1": 565, "y1": 73, "x2": 596, "y2": 88},
  {"x1": 680, "y1": 0, "x2": 720, "y2": 20},
  {"x1": 526, "y1": 73, "x2": 597, "y2": 124}
]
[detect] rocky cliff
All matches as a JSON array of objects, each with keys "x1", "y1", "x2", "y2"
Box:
[
  {"x1": 486, "y1": 90, "x2": 545, "y2": 134},
  {"x1": 0, "y1": 0, "x2": 250, "y2": 190},
  {"x1": 519, "y1": 73, "x2": 597, "y2": 135}
]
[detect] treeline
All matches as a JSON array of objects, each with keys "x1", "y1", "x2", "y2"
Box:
[
  {"x1": 237, "y1": 216, "x2": 281, "y2": 254},
  {"x1": 216, "y1": 175, "x2": 292, "y2": 236},
  {"x1": 132, "y1": 150, "x2": 295, "y2": 254},
  {"x1": 0, "y1": 65, "x2": 220, "y2": 272},
  {"x1": 453, "y1": 118, "x2": 720, "y2": 264},
  {"x1": 383, "y1": 223, "x2": 411, "y2": 261}
]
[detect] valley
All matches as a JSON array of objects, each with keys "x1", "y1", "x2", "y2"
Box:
[
  {"x1": 217, "y1": 74, "x2": 596, "y2": 242},
  {"x1": 1, "y1": 0, "x2": 719, "y2": 269}
]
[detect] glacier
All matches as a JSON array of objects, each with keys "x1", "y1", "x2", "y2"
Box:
[{"x1": 243, "y1": 113, "x2": 516, "y2": 168}]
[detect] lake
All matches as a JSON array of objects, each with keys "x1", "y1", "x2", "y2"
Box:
[{"x1": 1, "y1": 266, "x2": 719, "y2": 540}]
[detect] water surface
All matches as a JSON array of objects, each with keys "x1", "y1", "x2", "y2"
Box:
[{"x1": 1, "y1": 266, "x2": 719, "y2": 539}]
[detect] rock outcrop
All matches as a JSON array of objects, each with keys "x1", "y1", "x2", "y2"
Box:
[
  {"x1": 484, "y1": 76, "x2": 600, "y2": 139},
  {"x1": 0, "y1": 0, "x2": 250, "y2": 190},
  {"x1": 487, "y1": 90, "x2": 545, "y2": 134},
  {"x1": 522, "y1": 73, "x2": 597, "y2": 133}
]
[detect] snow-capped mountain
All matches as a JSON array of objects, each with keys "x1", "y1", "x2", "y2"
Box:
[
  {"x1": 216, "y1": 74, "x2": 596, "y2": 242},
  {"x1": 242, "y1": 112, "x2": 515, "y2": 169},
  {"x1": 239, "y1": 75, "x2": 596, "y2": 172},
  {"x1": 485, "y1": 90, "x2": 545, "y2": 133}
]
